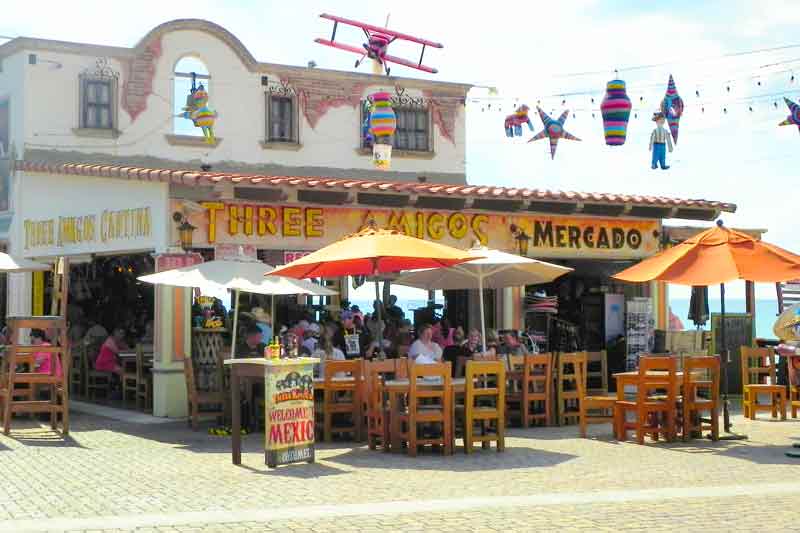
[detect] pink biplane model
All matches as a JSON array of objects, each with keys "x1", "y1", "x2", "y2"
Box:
[{"x1": 314, "y1": 13, "x2": 443, "y2": 75}]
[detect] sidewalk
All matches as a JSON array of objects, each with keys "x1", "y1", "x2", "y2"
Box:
[{"x1": 0, "y1": 410, "x2": 798, "y2": 532}]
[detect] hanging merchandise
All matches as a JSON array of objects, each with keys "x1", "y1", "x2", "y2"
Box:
[
  {"x1": 368, "y1": 92, "x2": 396, "y2": 170},
  {"x1": 600, "y1": 79, "x2": 632, "y2": 145},
  {"x1": 182, "y1": 75, "x2": 218, "y2": 144},
  {"x1": 649, "y1": 112, "x2": 673, "y2": 170},
  {"x1": 778, "y1": 97, "x2": 800, "y2": 133},
  {"x1": 527, "y1": 107, "x2": 581, "y2": 159},
  {"x1": 660, "y1": 74, "x2": 684, "y2": 144},
  {"x1": 504, "y1": 104, "x2": 533, "y2": 137}
]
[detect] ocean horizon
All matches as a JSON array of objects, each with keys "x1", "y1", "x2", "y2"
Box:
[{"x1": 350, "y1": 297, "x2": 782, "y2": 340}]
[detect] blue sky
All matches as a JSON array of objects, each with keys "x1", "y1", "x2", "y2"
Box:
[{"x1": 4, "y1": 0, "x2": 799, "y2": 302}]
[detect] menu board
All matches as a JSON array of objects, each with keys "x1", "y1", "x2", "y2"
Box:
[{"x1": 264, "y1": 359, "x2": 316, "y2": 467}]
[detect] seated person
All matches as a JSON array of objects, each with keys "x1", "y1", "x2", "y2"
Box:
[
  {"x1": 312, "y1": 333, "x2": 345, "y2": 378},
  {"x1": 408, "y1": 324, "x2": 443, "y2": 365},
  {"x1": 497, "y1": 330, "x2": 529, "y2": 357},
  {"x1": 31, "y1": 328, "x2": 62, "y2": 378},
  {"x1": 300, "y1": 323, "x2": 321, "y2": 355},
  {"x1": 95, "y1": 327, "x2": 128, "y2": 376},
  {"x1": 237, "y1": 324, "x2": 266, "y2": 358},
  {"x1": 442, "y1": 327, "x2": 467, "y2": 376}
]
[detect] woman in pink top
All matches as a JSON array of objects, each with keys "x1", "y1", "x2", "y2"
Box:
[
  {"x1": 31, "y1": 329, "x2": 62, "y2": 378},
  {"x1": 94, "y1": 328, "x2": 128, "y2": 375}
]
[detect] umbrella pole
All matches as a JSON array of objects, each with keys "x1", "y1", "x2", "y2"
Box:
[
  {"x1": 718, "y1": 282, "x2": 747, "y2": 440},
  {"x1": 479, "y1": 275, "x2": 487, "y2": 353},
  {"x1": 230, "y1": 289, "x2": 240, "y2": 360},
  {"x1": 270, "y1": 295, "x2": 275, "y2": 340}
]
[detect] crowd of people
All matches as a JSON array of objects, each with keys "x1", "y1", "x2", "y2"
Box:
[{"x1": 234, "y1": 296, "x2": 535, "y2": 377}]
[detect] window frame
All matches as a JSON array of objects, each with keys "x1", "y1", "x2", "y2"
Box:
[
  {"x1": 265, "y1": 93, "x2": 300, "y2": 144},
  {"x1": 78, "y1": 73, "x2": 117, "y2": 131},
  {"x1": 359, "y1": 102, "x2": 433, "y2": 153}
]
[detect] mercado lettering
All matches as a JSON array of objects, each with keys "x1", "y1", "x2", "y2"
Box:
[{"x1": 23, "y1": 207, "x2": 152, "y2": 251}]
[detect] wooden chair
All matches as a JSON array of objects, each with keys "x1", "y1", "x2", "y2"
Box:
[
  {"x1": 585, "y1": 350, "x2": 609, "y2": 395},
  {"x1": 504, "y1": 354, "x2": 525, "y2": 427},
  {"x1": 396, "y1": 362, "x2": 452, "y2": 457},
  {"x1": 681, "y1": 355, "x2": 720, "y2": 441},
  {"x1": 456, "y1": 360, "x2": 505, "y2": 453},
  {"x1": 741, "y1": 346, "x2": 786, "y2": 421},
  {"x1": 523, "y1": 353, "x2": 553, "y2": 427},
  {"x1": 184, "y1": 355, "x2": 224, "y2": 431},
  {"x1": 317, "y1": 360, "x2": 362, "y2": 442},
  {"x1": 135, "y1": 345, "x2": 153, "y2": 411},
  {"x1": 557, "y1": 352, "x2": 585, "y2": 425},
  {"x1": 614, "y1": 356, "x2": 678, "y2": 444},
  {"x1": 122, "y1": 354, "x2": 138, "y2": 408},
  {"x1": 579, "y1": 355, "x2": 617, "y2": 438},
  {"x1": 69, "y1": 343, "x2": 84, "y2": 398},
  {"x1": 83, "y1": 342, "x2": 112, "y2": 402},
  {"x1": 364, "y1": 359, "x2": 396, "y2": 450},
  {"x1": 0, "y1": 316, "x2": 70, "y2": 435}
]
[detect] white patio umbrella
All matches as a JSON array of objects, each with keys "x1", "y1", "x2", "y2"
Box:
[
  {"x1": 0, "y1": 252, "x2": 51, "y2": 272},
  {"x1": 138, "y1": 251, "x2": 337, "y2": 358},
  {"x1": 393, "y1": 246, "x2": 572, "y2": 352}
]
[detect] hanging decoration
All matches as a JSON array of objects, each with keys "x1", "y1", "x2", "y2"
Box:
[
  {"x1": 527, "y1": 107, "x2": 581, "y2": 159},
  {"x1": 367, "y1": 92, "x2": 396, "y2": 170},
  {"x1": 181, "y1": 74, "x2": 218, "y2": 144},
  {"x1": 660, "y1": 75, "x2": 684, "y2": 144},
  {"x1": 600, "y1": 79, "x2": 632, "y2": 145},
  {"x1": 778, "y1": 97, "x2": 800, "y2": 133},
  {"x1": 649, "y1": 112, "x2": 673, "y2": 170},
  {"x1": 504, "y1": 105, "x2": 533, "y2": 137},
  {"x1": 313, "y1": 13, "x2": 443, "y2": 76}
]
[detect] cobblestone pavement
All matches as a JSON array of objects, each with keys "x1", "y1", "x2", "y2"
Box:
[{"x1": 0, "y1": 408, "x2": 798, "y2": 532}]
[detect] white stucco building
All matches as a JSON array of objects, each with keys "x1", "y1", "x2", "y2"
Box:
[{"x1": 0, "y1": 19, "x2": 737, "y2": 417}]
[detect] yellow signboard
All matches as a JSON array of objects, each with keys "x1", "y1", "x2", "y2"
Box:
[
  {"x1": 264, "y1": 359, "x2": 316, "y2": 468},
  {"x1": 23, "y1": 207, "x2": 152, "y2": 251},
  {"x1": 178, "y1": 201, "x2": 660, "y2": 260}
]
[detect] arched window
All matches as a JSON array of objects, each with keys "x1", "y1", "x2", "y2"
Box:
[{"x1": 173, "y1": 57, "x2": 210, "y2": 136}]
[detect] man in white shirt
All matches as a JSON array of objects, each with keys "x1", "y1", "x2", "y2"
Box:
[{"x1": 408, "y1": 324, "x2": 443, "y2": 364}]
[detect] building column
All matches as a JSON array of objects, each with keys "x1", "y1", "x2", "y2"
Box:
[
  {"x1": 651, "y1": 280, "x2": 668, "y2": 331},
  {"x1": 152, "y1": 284, "x2": 190, "y2": 418}
]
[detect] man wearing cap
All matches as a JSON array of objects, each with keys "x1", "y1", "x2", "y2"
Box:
[
  {"x1": 301, "y1": 323, "x2": 321, "y2": 355},
  {"x1": 333, "y1": 310, "x2": 371, "y2": 359}
]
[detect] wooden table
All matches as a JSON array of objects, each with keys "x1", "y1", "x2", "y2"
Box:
[{"x1": 384, "y1": 378, "x2": 465, "y2": 452}]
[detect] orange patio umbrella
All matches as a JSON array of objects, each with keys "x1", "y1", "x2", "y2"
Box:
[
  {"x1": 613, "y1": 221, "x2": 800, "y2": 435},
  {"x1": 269, "y1": 224, "x2": 479, "y2": 279},
  {"x1": 269, "y1": 223, "x2": 480, "y2": 357},
  {"x1": 611, "y1": 221, "x2": 800, "y2": 286}
]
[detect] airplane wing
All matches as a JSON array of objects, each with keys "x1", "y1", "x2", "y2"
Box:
[
  {"x1": 381, "y1": 52, "x2": 439, "y2": 74},
  {"x1": 319, "y1": 13, "x2": 443, "y2": 48},
  {"x1": 314, "y1": 38, "x2": 366, "y2": 56}
]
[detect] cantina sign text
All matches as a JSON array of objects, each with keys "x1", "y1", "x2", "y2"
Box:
[{"x1": 181, "y1": 202, "x2": 660, "y2": 259}]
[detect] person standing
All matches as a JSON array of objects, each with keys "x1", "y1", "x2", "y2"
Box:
[{"x1": 333, "y1": 310, "x2": 370, "y2": 359}]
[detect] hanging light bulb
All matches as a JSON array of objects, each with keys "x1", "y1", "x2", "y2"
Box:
[
  {"x1": 791, "y1": 73, "x2": 795, "y2": 83},
  {"x1": 591, "y1": 112, "x2": 595, "y2": 118},
  {"x1": 695, "y1": 89, "x2": 700, "y2": 97},
  {"x1": 723, "y1": 107, "x2": 728, "y2": 113},
  {"x1": 757, "y1": 79, "x2": 762, "y2": 86},
  {"x1": 590, "y1": 97, "x2": 594, "y2": 104},
  {"x1": 701, "y1": 106, "x2": 705, "y2": 113},
  {"x1": 634, "y1": 112, "x2": 638, "y2": 119},
  {"x1": 639, "y1": 96, "x2": 644, "y2": 102},
  {"x1": 561, "y1": 98, "x2": 566, "y2": 105},
  {"x1": 726, "y1": 85, "x2": 731, "y2": 92},
  {"x1": 572, "y1": 113, "x2": 576, "y2": 119},
  {"x1": 774, "y1": 101, "x2": 779, "y2": 108},
  {"x1": 748, "y1": 105, "x2": 753, "y2": 112}
]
